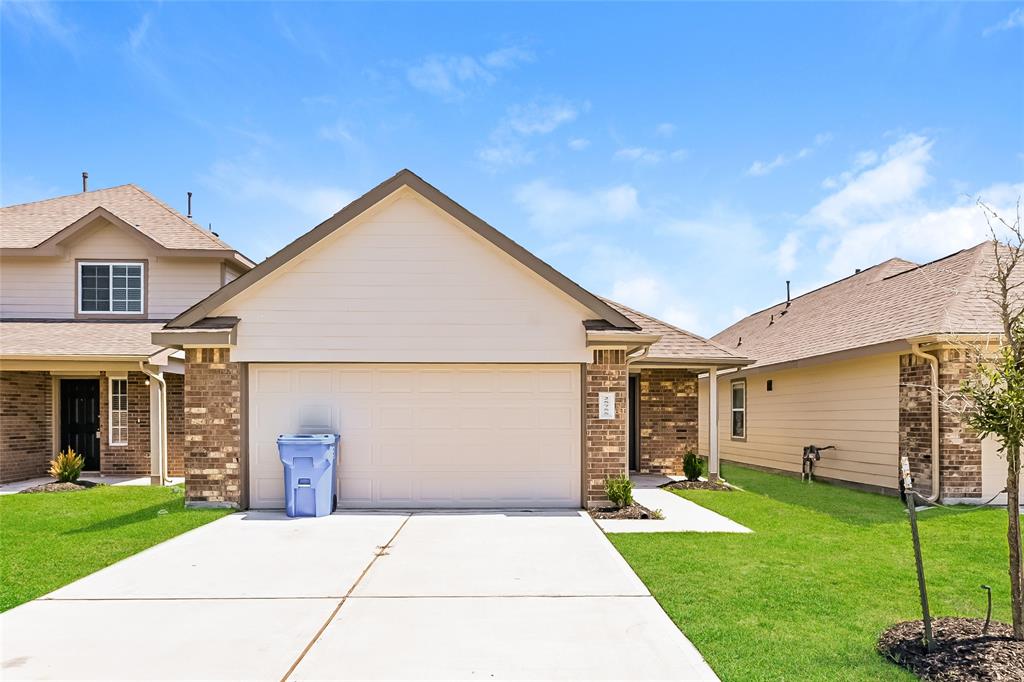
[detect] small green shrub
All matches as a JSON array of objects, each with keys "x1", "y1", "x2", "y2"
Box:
[
  {"x1": 49, "y1": 448, "x2": 84, "y2": 483},
  {"x1": 650, "y1": 508, "x2": 665, "y2": 520},
  {"x1": 683, "y1": 451, "x2": 703, "y2": 481},
  {"x1": 605, "y1": 475, "x2": 633, "y2": 508}
]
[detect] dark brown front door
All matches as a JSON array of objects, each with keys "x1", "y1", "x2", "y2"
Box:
[
  {"x1": 60, "y1": 379, "x2": 100, "y2": 471},
  {"x1": 628, "y1": 374, "x2": 639, "y2": 471}
]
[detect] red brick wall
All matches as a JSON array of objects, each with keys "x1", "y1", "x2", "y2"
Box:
[
  {"x1": 99, "y1": 372, "x2": 151, "y2": 475},
  {"x1": 899, "y1": 350, "x2": 983, "y2": 499},
  {"x1": 0, "y1": 372, "x2": 53, "y2": 483},
  {"x1": 166, "y1": 372, "x2": 185, "y2": 476},
  {"x1": 585, "y1": 349, "x2": 627, "y2": 508},
  {"x1": 638, "y1": 368, "x2": 698, "y2": 475},
  {"x1": 184, "y1": 348, "x2": 242, "y2": 507}
]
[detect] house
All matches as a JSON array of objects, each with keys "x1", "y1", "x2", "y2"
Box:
[
  {"x1": 0, "y1": 183, "x2": 253, "y2": 483},
  {"x1": 698, "y1": 241, "x2": 1015, "y2": 503},
  {"x1": 153, "y1": 170, "x2": 749, "y2": 509}
]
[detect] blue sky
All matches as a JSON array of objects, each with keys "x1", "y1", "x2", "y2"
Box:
[{"x1": 3, "y1": 2, "x2": 1022, "y2": 335}]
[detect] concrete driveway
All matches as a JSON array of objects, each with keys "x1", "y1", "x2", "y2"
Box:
[{"x1": 1, "y1": 510, "x2": 717, "y2": 681}]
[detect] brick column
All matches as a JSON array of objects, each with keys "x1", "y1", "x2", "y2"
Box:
[
  {"x1": 638, "y1": 368, "x2": 698, "y2": 475},
  {"x1": 899, "y1": 349, "x2": 983, "y2": 500},
  {"x1": 0, "y1": 372, "x2": 52, "y2": 483},
  {"x1": 585, "y1": 349, "x2": 628, "y2": 508},
  {"x1": 184, "y1": 348, "x2": 242, "y2": 508}
]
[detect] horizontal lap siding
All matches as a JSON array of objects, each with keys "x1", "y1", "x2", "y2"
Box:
[
  {"x1": 698, "y1": 353, "x2": 900, "y2": 491},
  {"x1": 0, "y1": 220, "x2": 223, "y2": 320},
  {"x1": 217, "y1": 192, "x2": 592, "y2": 363}
]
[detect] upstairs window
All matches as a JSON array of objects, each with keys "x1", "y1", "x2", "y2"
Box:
[
  {"x1": 731, "y1": 379, "x2": 746, "y2": 440},
  {"x1": 79, "y1": 262, "x2": 144, "y2": 314}
]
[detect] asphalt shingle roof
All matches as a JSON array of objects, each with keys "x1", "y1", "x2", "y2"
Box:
[
  {"x1": 603, "y1": 299, "x2": 748, "y2": 363},
  {"x1": 0, "y1": 184, "x2": 233, "y2": 251},
  {"x1": 711, "y1": 241, "x2": 1011, "y2": 369},
  {"x1": 0, "y1": 321, "x2": 166, "y2": 358}
]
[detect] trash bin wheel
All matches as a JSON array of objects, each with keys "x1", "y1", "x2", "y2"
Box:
[{"x1": 332, "y1": 494, "x2": 338, "y2": 513}]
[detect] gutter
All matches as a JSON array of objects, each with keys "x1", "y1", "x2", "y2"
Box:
[
  {"x1": 910, "y1": 343, "x2": 941, "y2": 503},
  {"x1": 138, "y1": 361, "x2": 170, "y2": 486}
]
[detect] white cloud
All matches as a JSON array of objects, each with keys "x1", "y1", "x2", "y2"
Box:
[
  {"x1": 514, "y1": 180, "x2": 639, "y2": 234},
  {"x1": 808, "y1": 134, "x2": 933, "y2": 228},
  {"x1": 478, "y1": 98, "x2": 585, "y2": 170},
  {"x1": 983, "y1": 7, "x2": 1024, "y2": 36},
  {"x1": 319, "y1": 119, "x2": 354, "y2": 144},
  {"x1": 506, "y1": 100, "x2": 580, "y2": 135},
  {"x1": 610, "y1": 273, "x2": 701, "y2": 331},
  {"x1": 406, "y1": 47, "x2": 533, "y2": 99},
  {"x1": 127, "y1": 12, "x2": 153, "y2": 53},
  {"x1": 775, "y1": 231, "x2": 800, "y2": 274},
  {"x1": 568, "y1": 138, "x2": 590, "y2": 151},
  {"x1": 655, "y1": 122, "x2": 676, "y2": 137},
  {"x1": 613, "y1": 146, "x2": 688, "y2": 164},
  {"x1": 747, "y1": 132, "x2": 832, "y2": 176},
  {"x1": 3, "y1": 1, "x2": 77, "y2": 51},
  {"x1": 203, "y1": 156, "x2": 355, "y2": 220}
]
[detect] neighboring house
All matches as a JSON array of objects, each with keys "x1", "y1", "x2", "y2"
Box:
[
  {"x1": 153, "y1": 170, "x2": 749, "y2": 510},
  {"x1": 0, "y1": 184, "x2": 253, "y2": 483},
  {"x1": 698, "y1": 241, "x2": 1015, "y2": 503}
]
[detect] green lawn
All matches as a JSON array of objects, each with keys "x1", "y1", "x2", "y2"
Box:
[
  {"x1": 610, "y1": 465, "x2": 1014, "y2": 681},
  {"x1": 0, "y1": 484, "x2": 231, "y2": 612}
]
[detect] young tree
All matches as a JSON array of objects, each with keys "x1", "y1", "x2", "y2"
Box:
[{"x1": 959, "y1": 197, "x2": 1024, "y2": 640}]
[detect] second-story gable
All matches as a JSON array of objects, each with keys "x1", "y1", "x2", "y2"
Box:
[{"x1": 0, "y1": 185, "x2": 253, "y2": 321}]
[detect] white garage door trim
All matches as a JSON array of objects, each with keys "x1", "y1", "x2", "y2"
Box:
[{"x1": 248, "y1": 364, "x2": 582, "y2": 509}]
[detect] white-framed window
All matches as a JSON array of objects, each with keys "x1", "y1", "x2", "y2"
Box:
[
  {"x1": 731, "y1": 379, "x2": 746, "y2": 440},
  {"x1": 109, "y1": 378, "x2": 128, "y2": 446},
  {"x1": 79, "y1": 262, "x2": 144, "y2": 314}
]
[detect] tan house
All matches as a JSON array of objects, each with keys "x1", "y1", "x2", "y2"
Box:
[
  {"x1": 698, "y1": 241, "x2": 1014, "y2": 503},
  {"x1": 153, "y1": 170, "x2": 749, "y2": 509},
  {"x1": 0, "y1": 183, "x2": 253, "y2": 483}
]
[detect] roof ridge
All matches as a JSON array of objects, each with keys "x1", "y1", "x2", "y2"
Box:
[
  {"x1": 602, "y1": 297, "x2": 745, "y2": 358},
  {"x1": 126, "y1": 184, "x2": 230, "y2": 249},
  {"x1": 0, "y1": 184, "x2": 136, "y2": 211}
]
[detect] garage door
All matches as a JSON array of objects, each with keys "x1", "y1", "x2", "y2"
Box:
[{"x1": 248, "y1": 364, "x2": 582, "y2": 509}]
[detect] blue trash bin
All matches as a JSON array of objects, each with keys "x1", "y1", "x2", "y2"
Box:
[{"x1": 277, "y1": 434, "x2": 339, "y2": 517}]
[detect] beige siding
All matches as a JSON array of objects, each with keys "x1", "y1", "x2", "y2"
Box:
[
  {"x1": 215, "y1": 190, "x2": 595, "y2": 363},
  {"x1": 698, "y1": 353, "x2": 900, "y2": 491},
  {"x1": 1, "y1": 219, "x2": 224, "y2": 320}
]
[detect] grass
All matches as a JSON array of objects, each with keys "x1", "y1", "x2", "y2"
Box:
[
  {"x1": 0, "y1": 484, "x2": 231, "y2": 612},
  {"x1": 609, "y1": 465, "x2": 1014, "y2": 681}
]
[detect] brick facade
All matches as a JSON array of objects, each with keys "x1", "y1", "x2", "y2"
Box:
[
  {"x1": 0, "y1": 371, "x2": 53, "y2": 483},
  {"x1": 184, "y1": 348, "x2": 242, "y2": 508},
  {"x1": 166, "y1": 372, "x2": 185, "y2": 476},
  {"x1": 637, "y1": 368, "x2": 698, "y2": 475},
  {"x1": 584, "y1": 349, "x2": 628, "y2": 508},
  {"x1": 99, "y1": 372, "x2": 151, "y2": 475},
  {"x1": 899, "y1": 350, "x2": 983, "y2": 499}
]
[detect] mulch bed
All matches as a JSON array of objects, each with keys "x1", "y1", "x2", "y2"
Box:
[
  {"x1": 877, "y1": 617, "x2": 1024, "y2": 681},
  {"x1": 590, "y1": 503, "x2": 661, "y2": 520},
  {"x1": 18, "y1": 480, "x2": 101, "y2": 494},
  {"x1": 663, "y1": 479, "x2": 731, "y2": 492}
]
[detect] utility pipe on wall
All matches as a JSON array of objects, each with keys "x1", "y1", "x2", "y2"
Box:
[
  {"x1": 910, "y1": 343, "x2": 941, "y2": 503},
  {"x1": 139, "y1": 362, "x2": 170, "y2": 485}
]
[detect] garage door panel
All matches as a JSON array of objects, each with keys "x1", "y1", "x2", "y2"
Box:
[{"x1": 249, "y1": 364, "x2": 581, "y2": 509}]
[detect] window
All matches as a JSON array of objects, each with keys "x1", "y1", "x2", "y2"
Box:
[
  {"x1": 109, "y1": 378, "x2": 128, "y2": 445},
  {"x1": 731, "y1": 379, "x2": 746, "y2": 439},
  {"x1": 79, "y1": 262, "x2": 144, "y2": 314}
]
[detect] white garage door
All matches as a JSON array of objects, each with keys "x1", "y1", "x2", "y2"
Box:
[{"x1": 248, "y1": 364, "x2": 582, "y2": 509}]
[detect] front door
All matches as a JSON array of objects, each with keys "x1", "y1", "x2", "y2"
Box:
[
  {"x1": 60, "y1": 379, "x2": 100, "y2": 471},
  {"x1": 628, "y1": 374, "x2": 639, "y2": 471}
]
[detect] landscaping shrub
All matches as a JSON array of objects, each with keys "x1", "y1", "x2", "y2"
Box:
[
  {"x1": 683, "y1": 451, "x2": 703, "y2": 481},
  {"x1": 49, "y1": 448, "x2": 84, "y2": 483},
  {"x1": 605, "y1": 475, "x2": 633, "y2": 508}
]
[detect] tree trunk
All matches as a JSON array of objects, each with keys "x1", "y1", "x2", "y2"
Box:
[{"x1": 1008, "y1": 443, "x2": 1024, "y2": 640}]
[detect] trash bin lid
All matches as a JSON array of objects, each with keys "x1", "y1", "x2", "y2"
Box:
[{"x1": 277, "y1": 433, "x2": 338, "y2": 444}]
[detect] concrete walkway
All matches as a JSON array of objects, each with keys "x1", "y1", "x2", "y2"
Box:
[
  {"x1": 595, "y1": 475, "x2": 752, "y2": 534},
  {"x1": 0, "y1": 510, "x2": 718, "y2": 681},
  {"x1": 0, "y1": 475, "x2": 184, "y2": 495}
]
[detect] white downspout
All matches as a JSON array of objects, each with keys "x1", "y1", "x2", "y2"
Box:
[
  {"x1": 139, "y1": 362, "x2": 169, "y2": 485},
  {"x1": 910, "y1": 344, "x2": 941, "y2": 503},
  {"x1": 624, "y1": 346, "x2": 651, "y2": 475},
  {"x1": 708, "y1": 366, "x2": 720, "y2": 482}
]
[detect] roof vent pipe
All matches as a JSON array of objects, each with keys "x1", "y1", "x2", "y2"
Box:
[
  {"x1": 786, "y1": 280, "x2": 791, "y2": 307},
  {"x1": 82, "y1": 172, "x2": 88, "y2": 192},
  {"x1": 187, "y1": 191, "x2": 193, "y2": 219}
]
